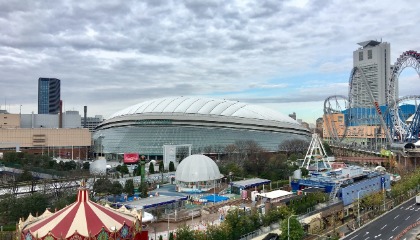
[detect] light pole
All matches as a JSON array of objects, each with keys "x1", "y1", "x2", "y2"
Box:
[
  {"x1": 287, "y1": 214, "x2": 298, "y2": 240},
  {"x1": 167, "y1": 212, "x2": 174, "y2": 240},
  {"x1": 357, "y1": 189, "x2": 369, "y2": 227}
]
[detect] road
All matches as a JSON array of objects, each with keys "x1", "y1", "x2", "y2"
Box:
[{"x1": 343, "y1": 197, "x2": 420, "y2": 240}]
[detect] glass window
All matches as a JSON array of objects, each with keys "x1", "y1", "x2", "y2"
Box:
[
  {"x1": 359, "y1": 51, "x2": 363, "y2": 61},
  {"x1": 368, "y1": 50, "x2": 372, "y2": 59}
]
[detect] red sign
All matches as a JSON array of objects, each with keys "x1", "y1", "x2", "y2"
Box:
[{"x1": 124, "y1": 153, "x2": 139, "y2": 164}]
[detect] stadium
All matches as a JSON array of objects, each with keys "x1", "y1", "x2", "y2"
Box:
[{"x1": 93, "y1": 96, "x2": 311, "y2": 156}]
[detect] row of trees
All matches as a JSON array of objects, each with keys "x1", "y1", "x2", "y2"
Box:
[
  {"x1": 148, "y1": 161, "x2": 175, "y2": 174},
  {"x1": 92, "y1": 178, "x2": 149, "y2": 199},
  {"x1": 1, "y1": 152, "x2": 90, "y2": 178},
  {"x1": 171, "y1": 208, "x2": 304, "y2": 240},
  {"x1": 218, "y1": 139, "x2": 310, "y2": 181},
  {"x1": 0, "y1": 190, "x2": 76, "y2": 227}
]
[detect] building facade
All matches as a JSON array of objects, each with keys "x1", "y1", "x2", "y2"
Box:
[
  {"x1": 20, "y1": 112, "x2": 82, "y2": 129},
  {"x1": 351, "y1": 40, "x2": 391, "y2": 107},
  {"x1": 38, "y1": 77, "x2": 61, "y2": 114},
  {"x1": 82, "y1": 115, "x2": 104, "y2": 132},
  {"x1": 94, "y1": 97, "x2": 311, "y2": 156},
  {"x1": 0, "y1": 113, "x2": 91, "y2": 159}
]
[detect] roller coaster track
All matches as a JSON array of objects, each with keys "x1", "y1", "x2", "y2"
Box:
[{"x1": 324, "y1": 50, "x2": 420, "y2": 149}]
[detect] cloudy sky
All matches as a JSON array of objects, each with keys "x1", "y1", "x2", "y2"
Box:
[{"x1": 1, "y1": 0, "x2": 419, "y2": 124}]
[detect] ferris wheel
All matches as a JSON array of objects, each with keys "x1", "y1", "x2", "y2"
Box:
[
  {"x1": 387, "y1": 50, "x2": 420, "y2": 142},
  {"x1": 323, "y1": 95, "x2": 349, "y2": 144}
]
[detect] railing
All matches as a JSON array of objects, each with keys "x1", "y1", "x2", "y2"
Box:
[{"x1": 239, "y1": 229, "x2": 263, "y2": 240}]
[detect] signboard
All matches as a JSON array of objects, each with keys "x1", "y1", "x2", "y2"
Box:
[
  {"x1": 241, "y1": 189, "x2": 248, "y2": 200},
  {"x1": 124, "y1": 153, "x2": 139, "y2": 164}
]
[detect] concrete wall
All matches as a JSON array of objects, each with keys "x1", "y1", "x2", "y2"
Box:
[
  {"x1": 0, "y1": 128, "x2": 91, "y2": 147},
  {"x1": 341, "y1": 174, "x2": 391, "y2": 206}
]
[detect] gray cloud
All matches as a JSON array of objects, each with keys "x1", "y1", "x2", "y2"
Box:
[{"x1": 0, "y1": 0, "x2": 419, "y2": 122}]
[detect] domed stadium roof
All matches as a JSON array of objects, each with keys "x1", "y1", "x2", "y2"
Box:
[
  {"x1": 110, "y1": 96, "x2": 298, "y2": 124},
  {"x1": 175, "y1": 155, "x2": 222, "y2": 182}
]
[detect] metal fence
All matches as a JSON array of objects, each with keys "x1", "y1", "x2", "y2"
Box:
[{"x1": 0, "y1": 232, "x2": 16, "y2": 240}]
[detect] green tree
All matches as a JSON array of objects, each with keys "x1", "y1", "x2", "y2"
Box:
[
  {"x1": 223, "y1": 208, "x2": 256, "y2": 240},
  {"x1": 322, "y1": 141, "x2": 333, "y2": 156},
  {"x1": 52, "y1": 193, "x2": 77, "y2": 210},
  {"x1": 169, "y1": 232, "x2": 174, "y2": 240},
  {"x1": 159, "y1": 161, "x2": 164, "y2": 172},
  {"x1": 139, "y1": 181, "x2": 148, "y2": 198},
  {"x1": 300, "y1": 167, "x2": 309, "y2": 177},
  {"x1": 64, "y1": 161, "x2": 77, "y2": 171},
  {"x1": 206, "y1": 224, "x2": 231, "y2": 240},
  {"x1": 82, "y1": 162, "x2": 90, "y2": 170},
  {"x1": 175, "y1": 224, "x2": 195, "y2": 240},
  {"x1": 169, "y1": 161, "x2": 175, "y2": 172},
  {"x1": 158, "y1": 235, "x2": 163, "y2": 240},
  {"x1": 110, "y1": 181, "x2": 123, "y2": 202},
  {"x1": 0, "y1": 193, "x2": 49, "y2": 224},
  {"x1": 280, "y1": 216, "x2": 304, "y2": 240},
  {"x1": 93, "y1": 178, "x2": 112, "y2": 195},
  {"x1": 119, "y1": 165, "x2": 129, "y2": 177},
  {"x1": 124, "y1": 179, "x2": 135, "y2": 196},
  {"x1": 17, "y1": 169, "x2": 33, "y2": 182},
  {"x1": 149, "y1": 162, "x2": 155, "y2": 174}
]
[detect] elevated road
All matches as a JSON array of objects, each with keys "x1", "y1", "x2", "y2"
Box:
[{"x1": 343, "y1": 197, "x2": 420, "y2": 240}]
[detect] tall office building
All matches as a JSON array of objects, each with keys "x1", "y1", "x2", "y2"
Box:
[
  {"x1": 38, "y1": 78, "x2": 61, "y2": 114},
  {"x1": 350, "y1": 40, "x2": 391, "y2": 107}
]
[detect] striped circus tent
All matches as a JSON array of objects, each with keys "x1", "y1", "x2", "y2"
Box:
[{"x1": 19, "y1": 182, "x2": 148, "y2": 240}]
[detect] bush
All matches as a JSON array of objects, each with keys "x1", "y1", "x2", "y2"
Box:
[{"x1": 169, "y1": 161, "x2": 175, "y2": 172}]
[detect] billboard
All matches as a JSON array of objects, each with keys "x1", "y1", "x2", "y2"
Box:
[{"x1": 124, "y1": 153, "x2": 139, "y2": 164}]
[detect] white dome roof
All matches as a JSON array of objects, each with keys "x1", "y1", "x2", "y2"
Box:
[
  {"x1": 175, "y1": 155, "x2": 222, "y2": 182},
  {"x1": 110, "y1": 96, "x2": 299, "y2": 125}
]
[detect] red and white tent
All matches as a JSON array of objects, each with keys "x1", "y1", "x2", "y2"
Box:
[{"x1": 19, "y1": 182, "x2": 148, "y2": 240}]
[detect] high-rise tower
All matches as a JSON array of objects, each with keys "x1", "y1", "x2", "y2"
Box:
[
  {"x1": 38, "y1": 77, "x2": 61, "y2": 114},
  {"x1": 350, "y1": 40, "x2": 391, "y2": 107}
]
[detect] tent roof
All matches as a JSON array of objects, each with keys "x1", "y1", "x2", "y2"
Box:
[{"x1": 21, "y1": 184, "x2": 139, "y2": 239}]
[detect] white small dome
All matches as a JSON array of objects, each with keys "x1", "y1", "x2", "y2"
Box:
[{"x1": 175, "y1": 155, "x2": 222, "y2": 182}]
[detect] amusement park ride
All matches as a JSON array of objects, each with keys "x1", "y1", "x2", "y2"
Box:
[{"x1": 323, "y1": 50, "x2": 420, "y2": 157}]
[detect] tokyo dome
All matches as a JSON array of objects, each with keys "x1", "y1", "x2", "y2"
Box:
[{"x1": 93, "y1": 96, "x2": 310, "y2": 156}]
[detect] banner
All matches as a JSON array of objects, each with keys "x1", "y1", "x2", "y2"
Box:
[{"x1": 124, "y1": 153, "x2": 139, "y2": 164}]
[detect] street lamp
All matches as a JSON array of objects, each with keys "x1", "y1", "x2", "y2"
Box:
[
  {"x1": 357, "y1": 189, "x2": 369, "y2": 227},
  {"x1": 287, "y1": 214, "x2": 298, "y2": 240},
  {"x1": 167, "y1": 212, "x2": 175, "y2": 239}
]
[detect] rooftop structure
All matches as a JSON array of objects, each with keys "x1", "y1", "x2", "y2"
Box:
[
  {"x1": 94, "y1": 96, "x2": 310, "y2": 156},
  {"x1": 351, "y1": 40, "x2": 391, "y2": 108},
  {"x1": 231, "y1": 178, "x2": 271, "y2": 190},
  {"x1": 126, "y1": 195, "x2": 187, "y2": 210}
]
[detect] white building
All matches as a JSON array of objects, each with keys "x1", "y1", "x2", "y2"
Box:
[
  {"x1": 175, "y1": 154, "x2": 223, "y2": 193},
  {"x1": 351, "y1": 40, "x2": 393, "y2": 107}
]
